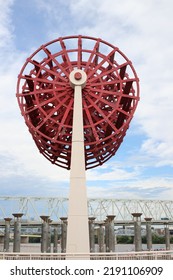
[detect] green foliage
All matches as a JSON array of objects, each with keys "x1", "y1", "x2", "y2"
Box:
[
  {"x1": 117, "y1": 235, "x2": 133, "y2": 244},
  {"x1": 117, "y1": 234, "x2": 173, "y2": 244},
  {"x1": 152, "y1": 234, "x2": 165, "y2": 244},
  {"x1": 29, "y1": 236, "x2": 41, "y2": 243}
]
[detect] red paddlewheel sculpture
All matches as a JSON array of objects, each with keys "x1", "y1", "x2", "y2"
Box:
[{"x1": 16, "y1": 35, "x2": 139, "y2": 170}]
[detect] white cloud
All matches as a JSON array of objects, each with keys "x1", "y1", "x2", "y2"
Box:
[
  {"x1": 87, "y1": 176, "x2": 173, "y2": 200},
  {"x1": 87, "y1": 164, "x2": 139, "y2": 181},
  {"x1": 0, "y1": 0, "x2": 173, "y2": 200},
  {"x1": 0, "y1": 1, "x2": 68, "y2": 184},
  {"x1": 0, "y1": 0, "x2": 14, "y2": 50}
]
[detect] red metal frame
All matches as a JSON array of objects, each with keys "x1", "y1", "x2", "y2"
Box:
[{"x1": 16, "y1": 35, "x2": 140, "y2": 170}]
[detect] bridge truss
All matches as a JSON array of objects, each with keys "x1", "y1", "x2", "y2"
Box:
[{"x1": 0, "y1": 197, "x2": 173, "y2": 222}]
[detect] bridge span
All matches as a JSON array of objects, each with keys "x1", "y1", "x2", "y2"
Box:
[{"x1": 0, "y1": 196, "x2": 173, "y2": 222}]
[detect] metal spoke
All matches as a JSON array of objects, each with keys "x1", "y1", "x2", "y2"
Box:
[{"x1": 16, "y1": 35, "x2": 139, "y2": 170}]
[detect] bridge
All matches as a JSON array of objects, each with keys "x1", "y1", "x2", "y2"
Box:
[{"x1": 0, "y1": 196, "x2": 173, "y2": 222}]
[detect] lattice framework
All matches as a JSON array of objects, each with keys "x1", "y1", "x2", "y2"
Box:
[
  {"x1": 16, "y1": 35, "x2": 139, "y2": 169},
  {"x1": 0, "y1": 197, "x2": 173, "y2": 222}
]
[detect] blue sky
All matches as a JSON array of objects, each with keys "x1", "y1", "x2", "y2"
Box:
[{"x1": 0, "y1": 0, "x2": 173, "y2": 201}]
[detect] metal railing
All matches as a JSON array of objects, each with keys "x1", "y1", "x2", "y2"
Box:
[{"x1": 0, "y1": 250, "x2": 172, "y2": 260}]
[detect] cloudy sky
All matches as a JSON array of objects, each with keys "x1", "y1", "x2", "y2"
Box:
[{"x1": 0, "y1": 0, "x2": 173, "y2": 202}]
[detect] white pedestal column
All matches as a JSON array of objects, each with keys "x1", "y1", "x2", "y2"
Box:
[{"x1": 66, "y1": 69, "x2": 90, "y2": 258}]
